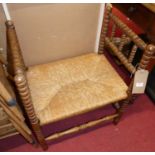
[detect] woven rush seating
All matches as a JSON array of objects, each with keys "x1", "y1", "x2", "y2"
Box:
[{"x1": 26, "y1": 53, "x2": 128, "y2": 125}]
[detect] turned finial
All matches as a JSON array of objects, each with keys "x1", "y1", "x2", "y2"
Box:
[
  {"x1": 5, "y1": 20, "x2": 14, "y2": 28},
  {"x1": 14, "y1": 73, "x2": 25, "y2": 83},
  {"x1": 146, "y1": 44, "x2": 155, "y2": 53},
  {"x1": 106, "y1": 3, "x2": 112, "y2": 10}
]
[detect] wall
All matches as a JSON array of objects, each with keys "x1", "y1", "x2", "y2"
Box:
[{"x1": 0, "y1": 4, "x2": 102, "y2": 66}]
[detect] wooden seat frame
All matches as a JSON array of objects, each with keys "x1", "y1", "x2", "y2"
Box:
[{"x1": 5, "y1": 4, "x2": 155, "y2": 150}]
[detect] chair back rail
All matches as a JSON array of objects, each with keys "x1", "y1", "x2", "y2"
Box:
[
  {"x1": 105, "y1": 37, "x2": 136, "y2": 73},
  {"x1": 99, "y1": 4, "x2": 155, "y2": 74},
  {"x1": 99, "y1": 3, "x2": 155, "y2": 103},
  {"x1": 110, "y1": 13, "x2": 147, "y2": 50}
]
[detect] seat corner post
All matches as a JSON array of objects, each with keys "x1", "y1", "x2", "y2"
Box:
[
  {"x1": 113, "y1": 81, "x2": 134, "y2": 125},
  {"x1": 98, "y1": 3, "x2": 112, "y2": 54},
  {"x1": 113, "y1": 44, "x2": 155, "y2": 125},
  {"x1": 14, "y1": 72, "x2": 48, "y2": 150},
  {"x1": 125, "y1": 44, "x2": 155, "y2": 106},
  {"x1": 113, "y1": 99, "x2": 129, "y2": 125},
  {"x1": 138, "y1": 44, "x2": 155, "y2": 70},
  {"x1": 31, "y1": 123, "x2": 48, "y2": 150}
]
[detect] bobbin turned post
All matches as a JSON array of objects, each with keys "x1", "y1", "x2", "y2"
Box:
[
  {"x1": 98, "y1": 4, "x2": 112, "y2": 54},
  {"x1": 6, "y1": 20, "x2": 48, "y2": 150},
  {"x1": 6, "y1": 20, "x2": 27, "y2": 75},
  {"x1": 138, "y1": 44, "x2": 155, "y2": 70},
  {"x1": 14, "y1": 72, "x2": 48, "y2": 150},
  {"x1": 114, "y1": 44, "x2": 155, "y2": 125}
]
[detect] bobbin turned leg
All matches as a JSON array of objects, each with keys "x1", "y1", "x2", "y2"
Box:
[
  {"x1": 31, "y1": 123, "x2": 48, "y2": 150},
  {"x1": 6, "y1": 20, "x2": 48, "y2": 150},
  {"x1": 113, "y1": 84, "x2": 132, "y2": 125},
  {"x1": 14, "y1": 73, "x2": 48, "y2": 150},
  {"x1": 113, "y1": 44, "x2": 155, "y2": 124},
  {"x1": 113, "y1": 100, "x2": 129, "y2": 125}
]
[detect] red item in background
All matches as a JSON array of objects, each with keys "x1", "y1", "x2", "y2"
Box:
[
  {"x1": 109, "y1": 7, "x2": 155, "y2": 71},
  {"x1": 107, "y1": 7, "x2": 144, "y2": 37}
]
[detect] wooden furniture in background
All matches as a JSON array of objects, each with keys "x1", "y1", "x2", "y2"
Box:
[
  {"x1": 0, "y1": 57, "x2": 33, "y2": 143},
  {"x1": 0, "y1": 104, "x2": 17, "y2": 139},
  {"x1": 0, "y1": 97, "x2": 33, "y2": 143},
  {"x1": 5, "y1": 4, "x2": 155, "y2": 150}
]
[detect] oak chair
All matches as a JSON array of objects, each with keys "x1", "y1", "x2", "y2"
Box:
[{"x1": 5, "y1": 4, "x2": 155, "y2": 150}]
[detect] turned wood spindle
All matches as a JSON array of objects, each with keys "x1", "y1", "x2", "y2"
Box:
[
  {"x1": 128, "y1": 44, "x2": 138, "y2": 63},
  {"x1": 6, "y1": 21, "x2": 47, "y2": 150},
  {"x1": 46, "y1": 113, "x2": 118, "y2": 141},
  {"x1": 110, "y1": 13, "x2": 147, "y2": 50},
  {"x1": 114, "y1": 44, "x2": 155, "y2": 124},
  {"x1": 6, "y1": 21, "x2": 26, "y2": 75},
  {"x1": 110, "y1": 24, "x2": 116, "y2": 41},
  {"x1": 99, "y1": 4, "x2": 112, "y2": 54},
  {"x1": 105, "y1": 37, "x2": 136, "y2": 73},
  {"x1": 138, "y1": 44, "x2": 155, "y2": 70},
  {"x1": 14, "y1": 72, "x2": 48, "y2": 150},
  {"x1": 118, "y1": 34, "x2": 126, "y2": 52}
]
